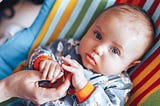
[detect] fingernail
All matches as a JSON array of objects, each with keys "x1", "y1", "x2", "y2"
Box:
[{"x1": 51, "y1": 79, "x2": 55, "y2": 83}]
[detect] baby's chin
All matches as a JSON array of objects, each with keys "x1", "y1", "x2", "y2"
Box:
[{"x1": 83, "y1": 63, "x2": 99, "y2": 73}]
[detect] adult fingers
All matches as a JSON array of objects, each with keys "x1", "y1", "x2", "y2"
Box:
[{"x1": 41, "y1": 74, "x2": 71, "y2": 99}]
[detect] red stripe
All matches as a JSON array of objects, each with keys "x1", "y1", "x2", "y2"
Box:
[
  {"x1": 115, "y1": 0, "x2": 121, "y2": 4},
  {"x1": 131, "y1": 64, "x2": 160, "y2": 94},
  {"x1": 139, "y1": 0, "x2": 146, "y2": 7},
  {"x1": 128, "y1": 0, "x2": 133, "y2": 3},
  {"x1": 148, "y1": 0, "x2": 159, "y2": 16},
  {"x1": 131, "y1": 0, "x2": 140, "y2": 6},
  {"x1": 131, "y1": 47, "x2": 160, "y2": 80},
  {"x1": 126, "y1": 0, "x2": 146, "y2": 7},
  {"x1": 115, "y1": 0, "x2": 129, "y2": 4},
  {"x1": 155, "y1": 16, "x2": 160, "y2": 29},
  {"x1": 130, "y1": 78, "x2": 160, "y2": 105}
]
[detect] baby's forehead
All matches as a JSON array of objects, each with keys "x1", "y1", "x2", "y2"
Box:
[{"x1": 101, "y1": 6, "x2": 151, "y2": 37}]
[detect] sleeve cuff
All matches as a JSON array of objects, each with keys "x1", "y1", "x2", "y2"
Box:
[
  {"x1": 33, "y1": 55, "x2": 52, "y2": 70},
  {"x1": 75, "y1": 82, "x2": 95, "y2": 103}
]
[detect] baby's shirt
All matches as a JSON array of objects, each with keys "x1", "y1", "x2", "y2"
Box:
[{"x1": 29, "y1": 38, "x2": 132, "y2": 106}]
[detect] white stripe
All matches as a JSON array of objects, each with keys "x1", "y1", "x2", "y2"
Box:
[
  {"x1": 74, "y1": 0, "x2": 101, "y2": 39},
  {"x1": 41, "y1": 0, "x2": 70, "y2": 45},
  {"x1": 152, "y1": 4, "x2": 160, "y2": 23},
  {"x1": 143, "y1": 0, "x2": 154, "y2": 11},
  {"x1": 105, "y1": 0, "x2": 116, "y2": 9},
  {"x1": 58, "y1": 0, "x2": 86, "y2": 39}
]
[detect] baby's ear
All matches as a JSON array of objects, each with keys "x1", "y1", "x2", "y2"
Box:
[{"x1": 125, "y1": 60, "x2": 141, "y2": 71}]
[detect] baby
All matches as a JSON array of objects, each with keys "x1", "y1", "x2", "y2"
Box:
[{"x1": 27, "y1": 3, "x2": 154, "y2": 106}]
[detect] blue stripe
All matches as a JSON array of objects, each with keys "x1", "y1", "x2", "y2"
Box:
[
  {"x1": 41, "y1": 0, "x2": 70, "y2": 45},
  {"x1": 143, "y1": 0, "x2": 154, "y2": 11},
  {"x1": 155, "y1": 25, "x2": 160, "y2": 38},
  {"x1": 58, "y1": 0, "x2": 86, "y2": 39},
  {"x1": 152, "y1": 4, "x2": 160, "y2": 23},
  {"x1": 73, "y1": 0, "x2": 102, "y2": 38}
]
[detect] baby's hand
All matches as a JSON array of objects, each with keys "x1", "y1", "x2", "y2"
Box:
[
  {"x1": 61, "y1": 57, "x2": 88, "y2": 91},
  {"x1": 39, "y1": 60, "x2": 64, "y2": 83}
]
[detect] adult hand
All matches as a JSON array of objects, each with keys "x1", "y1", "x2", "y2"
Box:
[{"x1": 0, "y1": 70, "x2": 71, "y2": 105}]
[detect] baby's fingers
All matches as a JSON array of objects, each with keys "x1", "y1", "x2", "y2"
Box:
[
  {"x1": 39, "y1": 61, "x2": 48, "y2": 79},
  {"x1": 50, "y1": 65, "x2": 62, "y2": 82},
  {"x1": 62, "y1": 64, "x2": 76, "y2": 74},
  {"x1": 41, "y1": 60, "x2": 52, "y2": 79},
  {"x1": 39, "y1": 60, "x2": 46, "y2": 72},
  {"x1": 51, "y1": 71, "x2": 64, "y2": 83},
  {"x1": 47, "y1": 62, "x2": 57, "y2": 80},
  {"x1": 62, "y1": 57, "x2": 81, "y2": 68}
]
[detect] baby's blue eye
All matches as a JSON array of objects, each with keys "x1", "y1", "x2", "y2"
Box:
[
  {"x1": 94, "y1": 32, "x2": 102, "y2": 40},
  {"x1": 111, "y1": 48, "x2": 120, "y2": 55}
]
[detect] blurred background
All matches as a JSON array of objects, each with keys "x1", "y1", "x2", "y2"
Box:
[{"x1": 0, "y1": 0, "x2": 43, "y2": 44}]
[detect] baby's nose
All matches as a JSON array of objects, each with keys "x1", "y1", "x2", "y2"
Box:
[{"x1": 93, "y1": 45, "x2": 103, "y2": 56}]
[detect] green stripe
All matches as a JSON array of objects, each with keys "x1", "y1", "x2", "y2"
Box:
[
  {"x1": 141, "y1": 90, "x2": 160, "y2": 106},
  {"x1": 80, "y1": 0, "x2": 108, "y2": 39},
  {"x1": 0, "y1": 97, "x2": 18, "y2": 106},
  {"x1": 65, "y1": 0, "x2": 93, "y2": 38}
]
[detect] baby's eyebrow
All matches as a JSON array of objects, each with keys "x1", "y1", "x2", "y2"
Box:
[
  {"x1": 95, "y1": 25, "x2": 124, "y2": 53},
  {"x1": 95, "y1": 25, "x2": 105, "y2": 35},
  {"x1": 112, "y1": 41, "x2": 124, "y2": 52}
]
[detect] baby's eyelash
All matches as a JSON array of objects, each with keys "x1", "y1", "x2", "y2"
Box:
[
  {"x1": 111, "y1": 47, "x2": 120, "y2": 55},
  {"x1": 94, "y1": 32, "x2": 102, "y2": 40}
]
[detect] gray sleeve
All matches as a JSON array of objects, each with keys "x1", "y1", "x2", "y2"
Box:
[
  {"x1": 28, "y1": 39, "x2": 72, "y2": 69},
  {"x1": 28, "y1": 46, "x2": 56, "y2": 69},
  {"x1": 77, "y1": 85, "x2": 130, "y2": 106},
  {"x1": 77, "y1": 73, "x2": 132, "y2": 106}
]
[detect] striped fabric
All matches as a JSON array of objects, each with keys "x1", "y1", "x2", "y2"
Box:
[{"x1": 14, "y1": 0, "x2": 159, "y2": 105}]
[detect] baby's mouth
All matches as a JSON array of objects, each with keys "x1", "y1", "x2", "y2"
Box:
[{"x1": 86, "y1": 53, "x2": 96, "y2": 66}]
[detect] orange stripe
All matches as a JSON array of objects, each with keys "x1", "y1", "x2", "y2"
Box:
[
  {"x1": 131, "y1": 47, "x2": 159, "y2": 80},
  {"x1": 138, "y1": 82, "x2": 160, "y2": 106},
  {"x1": 131, "y1": 63, "x2": 159, "y2": 94},
  {"x1": 127, "y1": 69, "x2": 160, "y2": 105},
  {"x1": 131, "y1": 65, "x2": 160, "y2": 105},
  {"x1": 127, "y1": 79, "x2": 160, "y2": 106},
  {"x1": 47, "y1": 0, "x2": 78, "y2": 45},
  {"x1": 13, "y1": 0, "x2": 62, "y2": 73},
  {"x1": 28, "y1": 0, "x2": 62, "y2": 57},
  {"x1": 132, "y1": 54, "x2": 160, "y2": 86},
  {"x1": 13, "y1": 62, "x2": 28, "y2": 73}
]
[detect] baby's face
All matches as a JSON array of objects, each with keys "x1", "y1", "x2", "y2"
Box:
[{"x1": 79, "y1": 10, "x2": 146, "y2": 75}]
